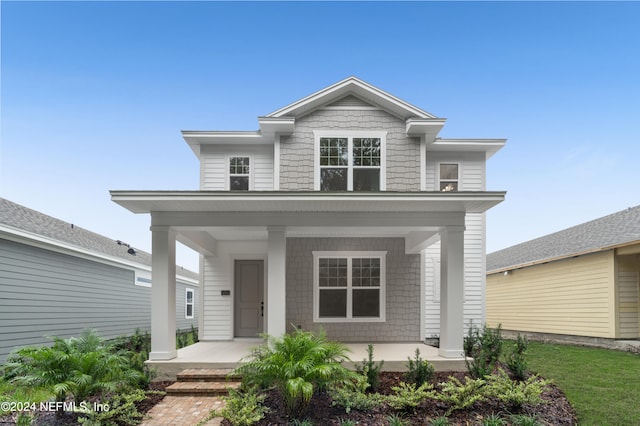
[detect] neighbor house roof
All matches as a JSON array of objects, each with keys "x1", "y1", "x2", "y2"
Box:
[
  {"x1": 487, "y1": 204, "x2": 640, "y2": 274},
  {"x1": 0, "y1": 197, "x2": 197, "y2": 280}
]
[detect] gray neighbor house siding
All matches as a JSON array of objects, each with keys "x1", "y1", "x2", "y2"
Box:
[{"x1": 0, "y1": 198, "x2": 198, "y2": 362}]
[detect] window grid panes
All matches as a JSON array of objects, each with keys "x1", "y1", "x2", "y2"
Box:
[
  {"x1": 317, "y1": 255, "x2": 383, "y2": 320},
  {"x1": 319, "y1": 136, "x2": 381, "y2": 191},
  {"x1": 229, "y1": 157, "x2": 250, "y2": 191},
  {"x1": 439, "y1": 163, "x2": 459, "y2": 192},
  {"x1": 185, "y1": 289, "x2": 194, "y2": 319}
]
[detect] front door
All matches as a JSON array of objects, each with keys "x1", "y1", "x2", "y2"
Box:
[{"x1": 234, "y1": 260, "x2": 264, "y2": 337}]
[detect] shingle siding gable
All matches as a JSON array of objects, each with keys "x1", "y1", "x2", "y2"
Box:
[{"x1": 279, "y1": 109, "x2": 420, "y2": 191}]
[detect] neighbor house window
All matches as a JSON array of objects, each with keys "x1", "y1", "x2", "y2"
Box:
[
  {"x1": 315, "y1": 131, "x2": 385, "y2": 191},
  {"x1": 229, "y1": 157, "x2": 250, "y2": 190},
  {"x1": 185, "y1": 288, "x2": 194, "y2": 319},
  {"x1": 313, "y1": 251, "x2": 386, "y2": 322},
  {"x1": 439, "y1": 163, "x2": 459, "y2": 192}
]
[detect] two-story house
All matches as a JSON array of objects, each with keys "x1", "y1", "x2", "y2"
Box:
[{"x1": 111, "y1": 77, "x2": 506, "y2": 362}]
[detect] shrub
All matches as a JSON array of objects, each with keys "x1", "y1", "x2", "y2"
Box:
[
  {"x1": 509, "y1": 413, "x2": 543, "y2": 426},
  {"x1": 329, "y1": 373, "x2": 385, "y2": 413},
  {"x1": 219, "y1": 386, "x2": 269, "y2": 426},
  {"x1": 233, "y1": 327, "x2": 354, "y2": 418},
  {"x1": 386, "y1": 381, "x2": 435, "y2": 412},
  {"x1": 3, "y1": 329, "x2": 143, "y2": 405},
  {"x1": 78, "y1": 388, "x2": 163, "y2": 426},
  {"x1": 430, "y1": 416, "x2": 450, "y2": 426},
  {"x1": 356, "y1": 344, "x2": 384, "y2": 391},
  {"x1": 506, "y1": 334, "x2": 529, "y2": 381},
  {"x1": 485, "y1": 369, "x2": 549, "y2": 411},
  {"x1": 481, "y1": 413, "x2": 506, "y2": 426},
  {"x1": 387, "y1": 413, "x2": 409, "y2": 426},
  {"x1": 465, "y1": 324, "x2": 503, "y2": 379},
  {"x1": 404, "y1": 348, "x2": 434, "y2": 386},
  {"x1": 437, "y1": 376, "x2": 487, "y2": 415}
]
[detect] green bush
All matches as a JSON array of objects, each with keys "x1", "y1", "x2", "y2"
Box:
[
  {"x1": 355, "y1": 344, "x2": 384, "y2": 391},
  {"x1": 387, "y1": 413, "x2": 409, "y2": 426},
  {"x1": 509, "y1": 413, "x2": 543, "y2": 426},
  {"x1": 485, "y1": 369, "x2": 549, "y2": 411},
  {"x1": 505, "y1": 334, "x2": 529, "y2": 381},
  {"x1": 436, "y1": 376, "x2": 486, "y2": 415},
  {"x1": 3, "y1": 329, "x2": 143, "y2": 405},
  {"x1": 386, "y1": 381, "x2": 435, "y2": 412},
  {"x1": 481, "y1": 413, "x2": 506, "y2": 426},
  {"x1": 404, "y1": 348, "x2": 434, "y2": 386},
  {"x1": 329, "y1": 373, "x2": 385, "y2": 413},
  {"x1": 219, "y1": 386, "x2": 269, "y2": 426},
  {"x1": 429, "y1": 416, "x2": 450, "y2": 426},
  {"x1": 464, "y1": 324, "x2": 503, "y2": 379},
  {"x1": 233, "y1": 327, "x2": 354, "y2": 418},
  {"x1": 78, "y1": 388, "x2": 163, "y2": 425}
]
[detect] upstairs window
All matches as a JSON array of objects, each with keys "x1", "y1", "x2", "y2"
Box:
[
  {"x1": 439, "y1": 163, "x2": 459, "y2": 192},
  {"x1": 316, "y1": 132, "x2": 385, "y2": 191},
  {"x1": 229, "y1": 157, "x2": 250, "y2": 190}
]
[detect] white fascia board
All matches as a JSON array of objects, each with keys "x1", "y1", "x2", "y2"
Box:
[
  {"x1": 265, "y1": 76, "x2": 436, "y2": 119},
  {"x1": 258, "y1": 117, "x2": 295, "y2": 135},
  {"x1": 406, "y1": 118, "x2": 447, "y2": 142},
  {"x1": 0, "y1": 224, "x2": 151, "y2": 274},
  {"x1": 429, "y1": 138, "x2": 506, "y2": 159},
  {"x1": 181, "y1": 131, "x2": 269, "y2": 157}
]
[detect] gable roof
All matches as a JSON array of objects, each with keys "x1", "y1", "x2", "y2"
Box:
[
  {"x1": 487, "y1": 204, "x2": 640, "y2": 274},
  {"x1": 264, "y1": 76, "x2": 438, "y2": 120},
  {"x1": 0, "y1": 197, "x2": 197, "y2": 280}
]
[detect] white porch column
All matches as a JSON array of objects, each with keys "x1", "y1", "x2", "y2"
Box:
[
  {"x1": 439, "y1": 226, "x2": 465, "y2": 358},
  {"x1": 149, "y1": 226, "x2": 177, "y2": 360},
  {"x1": 267, "y1": 226, "x2": 287, "y2": 337}
]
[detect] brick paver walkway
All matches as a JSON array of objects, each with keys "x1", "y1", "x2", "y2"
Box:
[{"x1": 140, "y1": 396, "x2": 225, "y2": 426}]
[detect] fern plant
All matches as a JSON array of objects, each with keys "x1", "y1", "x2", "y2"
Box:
[{"x1": 234, "y1": 327, "x2": 354, "y2": 418}]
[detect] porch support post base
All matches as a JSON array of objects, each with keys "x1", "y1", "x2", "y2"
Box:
[
  {"x1": 438, "y1": 226, "x2": 465, "y2": 359},
  {"x1": 267, "y1": 226, "x2": 287, "y2": 337},
  {"x1": 151, "y1": 225, "x2": 177, "y2": 360}
]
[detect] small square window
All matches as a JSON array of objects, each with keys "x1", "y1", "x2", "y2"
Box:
[{"x1": 439, "y1": 163, "x2": 459, "y2": 192}]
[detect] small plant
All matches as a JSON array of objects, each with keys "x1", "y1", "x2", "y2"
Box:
[
  {"x1": 430, "y1": 416, "x2": 450, "y2": 426},
  {"x1": 219, "y1": 386, "x2": 269, "y2": 426},
  {"x1": 509, "y1": 413, "x2": 543, "y2": 426},
  {"x1": 404, "y1": 348, "x2": 434, "y2": 386},
  {"x1": 289, "y1": 419, "x2": 314, "y2": 426},
  {"x1": 481, "y1": 413, "x2": 506, "y2": 426},
  {"x1": 356, "y1": 344, "x2": 384, "y2": 391},
  {"x1": 387, "y1": 413, "x2": 408, "y2": 426},
  {"x1": 465, "y1": 324, "x2": 503, "y2": 379},
  {"x1": 437, "y1": 376, "x2": 487, "y2": 415},
  {"x1": 234, "y1": 327, "x2": 353, "y2": 418},
  {"x1": 506, "y1": 334, "x2": 529, "y2": 381},
  {"x1": 485, "y1": 370, "x2": 549, "y2": 411},
  {"x1": 78, "y1": 389, "x2": 163, "y2": 425},
  {"x1": 337, "y1": 418, "x2": 356, "y2": 426},
  {"x1": 386, "y1": 381, "x2": 435, "y2": 412},
  {"x1": 329, "y1": 373, "x2": 385, "y2": 413}
]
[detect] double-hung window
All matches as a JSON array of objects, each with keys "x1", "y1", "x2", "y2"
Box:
[
  {"x1": 315, "y1": 131, "x2": 386, "y2": 191},
  {"x1": 439, "y1": 163, "x2": 459, "y2": 192},
  {"x1": 313, "y1": 251, "x2": 386, "y2": 322},
  {"x1": 185, "y1": 288, "x2": 194, "y2": 319},
  {"x1": 229, "y1": 157, "x2": 250, "y2": 190}
]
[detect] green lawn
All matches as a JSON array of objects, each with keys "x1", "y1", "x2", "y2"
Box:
[{"x1": 525, "y1": 341, "x2": 640, "y2": 425}]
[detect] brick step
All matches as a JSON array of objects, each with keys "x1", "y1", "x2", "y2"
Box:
[
  {"x1": 176, "y1": 368, "x2": 240, "y2": 382},
  {"x1": 166, "y1": 380, "x2": 241, "y2": 396}
]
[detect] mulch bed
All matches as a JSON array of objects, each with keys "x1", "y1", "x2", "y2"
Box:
[{"x1": 223, "y1": 371, "x2": 577, "y2": 425}]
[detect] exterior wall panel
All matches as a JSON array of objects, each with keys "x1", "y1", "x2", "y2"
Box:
[
  {"x1": 617, "y1": 254, "x2": 639, "y2": 338},
  {"x1": 200, "y1": 145, "x2": 274, "y2": 191},
  {"x1": 486, "y1": 251, "x2": 615, "y2": 338}
]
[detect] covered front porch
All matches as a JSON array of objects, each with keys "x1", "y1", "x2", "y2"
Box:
[
  {"x1": 111, "y1": 191, "x2": 505, "y2": 365},
  {"x1": 147, "y1": 340, "x2": 467, "y2": 380}
]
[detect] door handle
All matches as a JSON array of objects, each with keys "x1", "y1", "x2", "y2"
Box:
[{"x1": 261, "y1": 301, "x2": 264, "y2": 317}]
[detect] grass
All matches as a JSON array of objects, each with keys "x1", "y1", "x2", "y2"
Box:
[{"x1": 525, "y1": 341, "x2": 640, "y2": 425}]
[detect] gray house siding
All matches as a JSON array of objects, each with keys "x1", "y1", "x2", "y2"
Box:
[
  {"x1": 279, "y1": 109, "x2": 420, "y2": 191},
  {"x1": 0, "y1": 238, "x2": 197, "y2": 362},
  {"x1": 286, "y1": 237, "x2": 421, "y2": 342}
]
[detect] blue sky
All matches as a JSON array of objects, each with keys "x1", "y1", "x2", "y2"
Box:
[{"x1": 2, "y1": 1, "x2": 639, "y2": 271}]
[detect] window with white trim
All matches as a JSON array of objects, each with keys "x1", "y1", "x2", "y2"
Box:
[
  {"x1": 316, "y1": 132, "x2": 385, "y2": 191},
  {"x1": 229, "y1": 157, "x2": 250, "y2": 190},
  {"x1": 185, "y1": 288, "x2": 194, "y2": 319},
  {"x1": 313, "y1": 251, "x2": 386, "y2": 322},
  {"x1": 439, "y1": 163, "x2": 459, "y2": 192}
]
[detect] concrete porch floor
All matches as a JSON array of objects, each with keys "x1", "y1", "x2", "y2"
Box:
[{"x1": 148, "y1": 340, "x2": 466, "y2": 380}]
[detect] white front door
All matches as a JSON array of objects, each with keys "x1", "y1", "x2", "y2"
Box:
[{"x1": 234, "y1": 260, "x2": 264, "y2": 337}]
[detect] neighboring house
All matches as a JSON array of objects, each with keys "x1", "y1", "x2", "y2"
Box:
[
  {"x1": 0, "y1": 197, "x2": 199, "y2": 362},
  {"x1": 111, "y1": 76, "x2": 506, "y2": 360},
  {"x1": 486, "y1": 205, "x2": 640, "y2": 342}
]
